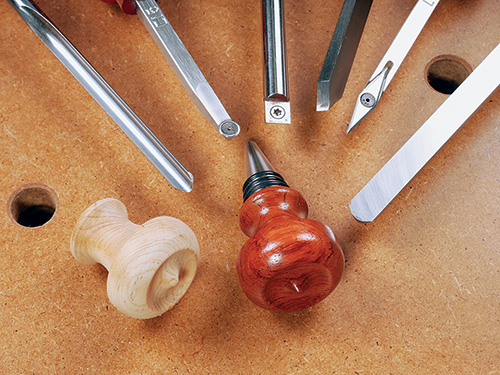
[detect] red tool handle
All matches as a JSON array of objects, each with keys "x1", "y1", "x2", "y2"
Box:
[{"x1": 101, "y1": 0, "x2": 136, "y2": 15}]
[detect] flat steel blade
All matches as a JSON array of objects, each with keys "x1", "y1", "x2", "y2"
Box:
[
  {"x1": 316, "y1": 0, "x2": 373, "y2": 111},
  {"x1": 350, "y1": 43, "x2": 500, "y2": 222},
  {"x1": 347, "y1": 0, "x2": 440, "y2": 132}
]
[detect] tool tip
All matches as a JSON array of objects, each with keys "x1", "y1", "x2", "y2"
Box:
[
  {"x1": 347, "y1": 97, "x2": 372, "y2": 133},
  {"x1": 349, "y1": 198, "x2": 375, "y2": 222},
  {"x1": 316, "y1": 80, "x2": 339, "y2": 111},
  {"x1": 219, "y1": 120, "x2": 240, "y2": 138},
  {"x1": 172, "y1": 171, "x2": 194, "y2": 193},
  {"x1": 316, "y1": 101, "x2": 330, "y2": 112},
  {"x1": 316, "y1": 84, "x2": 331, "y2": 112},
  {"x1": 244, "y1": 141, "x2": 276, "y2": 179},
  {"x1": 264, "y1": 101, "x2": 291, "y2": 124},
  {"x1": 346, "y1": 121, "x2": 358, "y2": 134}
]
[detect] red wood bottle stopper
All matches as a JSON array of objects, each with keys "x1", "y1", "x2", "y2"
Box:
[{"x1": 237, "y1": 141, "x2": 345, "y2": 312}]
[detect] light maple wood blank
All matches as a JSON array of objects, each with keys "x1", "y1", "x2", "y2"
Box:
[{"x1": 70, "y1": 198, "x2": 200, "y2": 319}]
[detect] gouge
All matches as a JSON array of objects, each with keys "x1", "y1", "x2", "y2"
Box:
[{"x1": 7, "y1": 0, "x2": 193, "y2": 192}]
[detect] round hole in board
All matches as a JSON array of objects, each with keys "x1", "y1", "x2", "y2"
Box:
[
  {"x1": 425, "y1": 55, "x2": 472, "y2": 94},
  {"x1": 8, "y1": 184, "x2": 58, "y2": 228}
]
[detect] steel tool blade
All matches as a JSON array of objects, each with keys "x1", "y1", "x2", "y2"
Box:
[
  {"x1": 135, "y1": 0, "x2": 240, "y2": 138},
  {"x1": 7, "y1": 0, "x2": 194, "y2": 192},
  {"x1": 317, "y1": 0, "x2": 373, "y2": 111},
  {"x1": 347, "y1": 0, "x2": 440, "y2": 133},
  {"x1": 262, "y1": 0, "x2": 291, "y2": 124},
  {"x1": 350, "y1": 43, "x2": 500, "y2": 222}
]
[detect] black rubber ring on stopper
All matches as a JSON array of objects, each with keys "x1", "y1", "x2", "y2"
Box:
[{"x1": 242, "y1": 171, "x2": 289, "y2": 202}]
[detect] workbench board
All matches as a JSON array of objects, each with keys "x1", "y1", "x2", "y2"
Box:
[{"x1": 0, "y1": 0, "x2": 499, "y2": 373}]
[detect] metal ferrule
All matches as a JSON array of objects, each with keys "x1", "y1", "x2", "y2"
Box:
[
  {"x1": 243, "y1": 171, "x2": 288, "y2": 202},
  {"x1": 242, "y1": 141, "x2": 288, "y2": 201}
]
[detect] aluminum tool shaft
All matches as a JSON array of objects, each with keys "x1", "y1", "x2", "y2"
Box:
[
  {"x1": 350, "y1": 43, "x2": 500, "y2": 222},
  {"x1": 348, "y1": 0, "x2": 440, "y2": 133},
  {"x1": 134, "y1": 0, "x2": 240, "y2": 138},
  {"x1": 317, "y1": 0, "x2": 373, "y2": 111},
  {"x1": 7, "y1": 0, "x2": 193, "y2": 192},
  {"x1": 262, "y1": 0, "x2": 290, "y2": 124}
]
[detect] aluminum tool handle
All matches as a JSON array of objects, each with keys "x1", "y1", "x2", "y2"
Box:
[
  {"x1": 135, "y1": 0, "x2": 240, "y2": 138},
  {"x1": 7, "y1": 0, "x2": 193, "y2": 192},
  {"x1": 262, "y1": 0, "x2": 290, "y2": 123}
]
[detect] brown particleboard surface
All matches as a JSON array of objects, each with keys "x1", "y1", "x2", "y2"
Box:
[{"x1": 1, "y1": 0, "x2": 499, "y2": 373}]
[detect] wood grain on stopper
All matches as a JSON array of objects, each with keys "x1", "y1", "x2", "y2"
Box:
[
  {"x1": 70, "y1": 198, "x2": 200, "y2": 319},
  {"x1": 238, "y1": 186, "x2": 344, "y2": 312}
]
